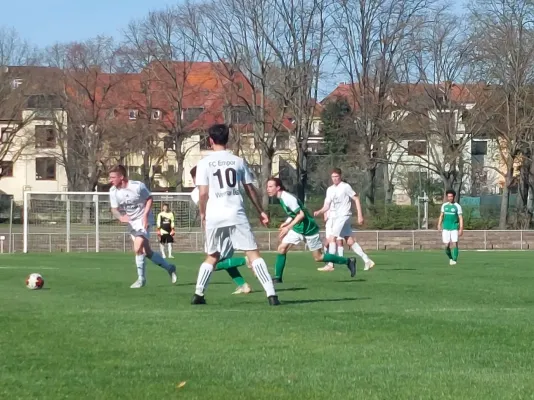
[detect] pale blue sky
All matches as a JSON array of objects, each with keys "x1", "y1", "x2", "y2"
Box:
[
  {"x1": 7, "y1": 0, "x2": 466, "y2": 48},
  {"x1": 5, "y1": 0, "x2": 466, "y2": 97}
]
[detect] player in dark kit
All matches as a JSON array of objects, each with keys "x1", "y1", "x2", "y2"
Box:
[{"x1": 156, "y1": 204, "x2": 175, "y2": 259}]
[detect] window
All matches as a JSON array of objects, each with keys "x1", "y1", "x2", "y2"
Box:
[
  {"x1": 108, "y1": 109, "x2": 119, "y2": 119},
  {"x1": 183, "y1": 108, "x2": 204, "y2": 123},
  {"x1": 0, "y1": 161, "x2": 13, "y2": 177},
  {"x1": 407, "y1": 140, "x2": 427, "y2": 156},
  {"x1": 35, "y1": 157, "x2": 56, "y2": 180},
  {"x1": 163, "y1": 136, "x2": 174, "y2": 150},
  {"x1": 152, "y1": 109, "x2": 162, "y2": 120},
  {"x1": 152, "y1": 165, "x2": 162, "y2": 175},
  {"x1": 276, "y1": 133, "x2": 290, "y2": 150},
  {"x1": 1, "y1": 127, "x2": 11, "y2": 143},
  {"x1": 471, "y1": 140, "x2": 487, "y2": 155},
  {"x1": 35, "y1": 126, "x2": 56, "y2": 148},
  {"x1": 231, "y1": 106, "x2": 255, "y2": 124},
  {"x1": 199, "y1": 134, "x2": 210, "y2": 150},
  {"x1": 129, "y1": 109, "x2": 138, "y2": 120}
]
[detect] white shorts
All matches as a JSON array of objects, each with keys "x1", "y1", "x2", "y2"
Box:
[
  {"x1": 203, "y1": 236, "x2": 234, "y2": 260},
  {"x1": 325, "y1": 219, "x2": 344, "y2": 241},
  {"x1": 282, "y1": 230, "x2": 323, "y2": 251},
  {"x1": 328, "y1": 215, "x2": 352, "y2": 238},
  {"x1": 129, "y1": 219, "x2": 150, "y2": 241},
  {"x1": 442, "y1": 230, "x2": 459, "y2": 244},
  {"x1": 205, "y1": 223, "x2": 257, "y2": 255}
]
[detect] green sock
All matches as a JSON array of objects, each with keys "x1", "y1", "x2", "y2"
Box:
[
  {"x1": 323, "y1": 253, "x2": 348, "y2": 265},
  {"x1": 226, "y1": 267, "x2": 246, "y2": 286},
  {"x1": 216, "y1": 257, "x2": 247, "y2": 270},
  {"x1": 275, "y1": 254, "x2": 287, "y2": 279},
  {"x1": 452, "y1": 247, "x2": 459, "y2": 261},
  {"x1": 445, "y1": 247, "x2": 452, "y2": 260}
]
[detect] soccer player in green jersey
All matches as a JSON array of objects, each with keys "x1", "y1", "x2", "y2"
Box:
[
  {"x1": 266, "y1": 178, "x2": 356, "y2": 283},
  {"x1": 438, "y1": 189, "x2": 464, "y2": 265}
]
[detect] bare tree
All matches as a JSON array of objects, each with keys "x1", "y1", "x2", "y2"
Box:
[
  {"x1": 184, "y1": 0, "x2": 326, "y2": 205},
  {"x1": 0, "y1": 27, "x2": 42, "y2": 179},
  {"x1": 329, "y1": 0, "x2": 432, "y2": 206},
  {"x1": 122, "y1": 6, "x2": 203, "y2": 190},
  {"x1": 390, "y1": 9, "x2": 488, "y2": 198},
  {"x1": 44, "y1": 36, "x2": 125, "y2": 192},
  {"x1": 469, "y1": 0, "x2": 534, "y2": 228}
]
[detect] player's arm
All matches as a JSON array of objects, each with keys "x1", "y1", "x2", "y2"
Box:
[
  {"x1": 286, "y1": 210, "x2": 305, "y2": 229},
  {"x1": 437, "y1": 204, "x2": 445, "y2": 231},
  {"x1": 241, "y1": 161, "x2": 269, "y2": 225},
  {"x1": 314, "y1": 196, "x2": 331, "y2": 217},
  {"x1": 109, "y1": 191, "x2": 128, "y2": 223},
  {"x1": 139, "y1": 184, "x2": 153, "y2": 228},
  {"x1": 195, "y1": 162, "x2": 210, "y2": 225},
  {"x1": 170, "y1": 212, "x2": 175, "y2": 235},
  {"x1": 156, "y1": 213, "x2": 162, "y2": 229},
  {"x1": 243, "y1": 183, "x2": 264, "y2": 215},
  {"x1": 458, "y1": 205, "x2": 464, "y2": 235},
  {"x1": 345, "y1": 184, "x2": 364, "y2": 224},
  {"x1": 351, "y1": 194, "x2": 364, "y2": 225}
]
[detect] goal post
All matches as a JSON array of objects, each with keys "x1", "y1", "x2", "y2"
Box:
[{"x1": 23, "y1": 191, "x2": 196, "y2": 253}]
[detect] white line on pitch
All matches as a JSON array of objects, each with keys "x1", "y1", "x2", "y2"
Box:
[{"x1": 0, "y1": 266, "x2": 101, "y2": 270}]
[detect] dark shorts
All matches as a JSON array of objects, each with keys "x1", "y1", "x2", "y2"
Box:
[{"x1": 160, "y1": 234, "x2": 174, "y2": 244}]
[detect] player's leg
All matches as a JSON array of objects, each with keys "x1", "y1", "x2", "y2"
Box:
[
  {"x1": 159, "y1": 234, "x2": 166, "y2": 258},
  {"x1": 216, "y1": 243, "x2": 252, "y2": 294},
  {"x1": 131, "y1": 234, "x2": 147, "y2": 288},
  {"x1": 142, "y1": 232, "x2": 177, "y2": 284},
  {"x1": 233, "y1": 223, "x2": 279, "y2": 305},
  {"x1": 274, "y1": 241, "x2": 294, "y2": 284},
  {"x1": 307, "y1": 234, "x2": 357, "y2": 276},
  {"x1": 342, "y1": 218, "x2": 375, "y2": 271},
  {"x1": 442, "y1": 230, "x2": 454, "y2": 264},
  {"x1": 192, "y1": 227, "x2": 223, "y2": 304},
  {"x1": 166, "y1": 234, "x2": 174, "y2": 259},
  {"x1": 318, "y1": 235, "x2": 337, "y2": 272},
  {"x1": 336, "y1": 238, "x2": 344, "y2": 257},
  {"x1": 451, "y1": 230, "x2": 459, "y2": 264}
]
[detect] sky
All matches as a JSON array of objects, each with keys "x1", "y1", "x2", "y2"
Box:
[{"x1": 4, "y1": 0, "x2": 466, "y2": 98}]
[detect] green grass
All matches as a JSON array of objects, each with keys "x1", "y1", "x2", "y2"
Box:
[{"x1": 1, "y1": 251, "x2": 534, "y2": 400}]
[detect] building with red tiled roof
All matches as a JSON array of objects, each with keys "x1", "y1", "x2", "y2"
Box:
[
  {"x1": 321, "y1": 81, "x2": 504, "y2": 204},
  {"x1": 0, "y1": 62, "x2": 306, "y2": 199}
]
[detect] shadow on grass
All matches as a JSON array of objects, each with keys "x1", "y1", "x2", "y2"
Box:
[
  {"x1": 176, "y1": 282, "x2": 232, "y2": 287},
  {"x1": 275, "y1": 287, "x2": 307, "y2": 293},
  {"x1": 282, "y1": 297, "x2": 370, "y2": 305},
  {"x1": 337, "y1": 279, "x2": 367, "y2": 283},
  {"x1": 382, "y1": 268, "x2": 417, "y2": 271}
]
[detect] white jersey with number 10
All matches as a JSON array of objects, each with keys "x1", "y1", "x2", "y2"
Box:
[{"x1": 195, "y1": 150, "x2": 254, "y2": 229}]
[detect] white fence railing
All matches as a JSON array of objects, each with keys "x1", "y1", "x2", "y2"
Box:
[{"x1": 1, "y1": 229, "x2": 534, "y2": 254}]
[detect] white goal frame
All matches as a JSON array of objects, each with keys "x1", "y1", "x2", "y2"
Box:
[{"x1": 23, "y1": 191, "x2": 194, "y2": 253}]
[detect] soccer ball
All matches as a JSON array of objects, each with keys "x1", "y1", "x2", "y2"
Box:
[{"x1": 26, "y1": 273, "x2": 45, "y2": 290}]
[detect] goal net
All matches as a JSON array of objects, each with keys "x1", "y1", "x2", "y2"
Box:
[{"x1": 23, "y1": 191, "x2": 198, "y2": 253}]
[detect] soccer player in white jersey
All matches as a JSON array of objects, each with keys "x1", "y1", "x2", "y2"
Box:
[
  {"x1": 192, "y1": 124, "x2": 279, "y2": 306},
  {"x1": 321, "y1": 210, "x2": 346, "y2": 270},
  {"x1": 190, "y1": 166, "x2": 253, "y2": 295},
  {"x1": 314, "y1": 168, "x2": 375, "y2": 271},
  {"x1": 108, "y1": 165, "x2": 177, "y2": 288}
]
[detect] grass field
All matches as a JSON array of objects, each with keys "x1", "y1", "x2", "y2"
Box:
[{"x1": 1, "y1": 251, "x2": 534, "y2": 400}]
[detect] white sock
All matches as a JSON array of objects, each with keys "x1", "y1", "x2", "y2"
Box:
[
  {"x1": 147, "y1": 252, "x2": 173, "y2": 272},
  {"x1": 337, "y1": 245, "x2": 344, "y2": 258},
  {"x1": 159, "y1": 244, "x2": 165, "y2": 257},
  {"x1": 167, "y1": 243, "x2": 172, "y2": 257},
  {"x1": 328, "y1": 242, "x2": 336, "y2": 255},
  {"x1": 351, "y1": 242, "x2": 370, "y2": 263},
  {"x1": 251, "y1": 258, "x2": 276, "y2": 297},
  {"x1": 135, "y1": 255, "x2": 146, "y2": 280},
  {"x1": 195, "y1": 263, "x2": 214, "y2": 296}
]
